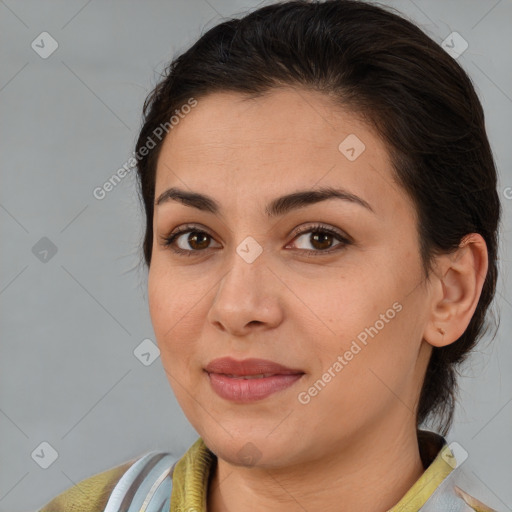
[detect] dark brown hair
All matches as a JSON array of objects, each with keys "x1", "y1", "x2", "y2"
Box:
[{"x1": 134, "y1": 0, "x2": 501, "y2": 436}]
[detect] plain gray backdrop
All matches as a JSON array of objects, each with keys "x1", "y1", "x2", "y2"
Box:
[{"x1": 1, "y1": 1, "x2": 511, "y2": 511}]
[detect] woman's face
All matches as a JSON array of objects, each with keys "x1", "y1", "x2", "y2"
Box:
[{"x1": 148, "y1": 88, "x2": 434, "y2": 467}]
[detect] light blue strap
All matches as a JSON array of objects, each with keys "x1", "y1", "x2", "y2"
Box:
[
  {"x1": 138, "y1": 461, "x2": 174, "y2": 512},
  {"x1": 104, "y1": 451, "x2": 177, "y2": 512}
]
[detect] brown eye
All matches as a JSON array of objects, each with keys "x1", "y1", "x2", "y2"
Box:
[
  {"x1": 162, "y1": 225, "x2": 221, "y2": 256},
  {"x1": 184, "y1": 231, "x2": 211, "y2": 250},
  {"x1": 290, "y1": 224, "x2": 351, "y2": 255},
  {"x1": 310, "y1": 231, "x2": 335, "y2": 250}
]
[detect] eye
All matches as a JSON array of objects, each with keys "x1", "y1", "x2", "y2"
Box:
[
  {"x1": 160, "y1": 224, "x2": 220, "y2": 257},
  {"x1": 287, "y1": 223, "x2": 351, "y2": 256}
]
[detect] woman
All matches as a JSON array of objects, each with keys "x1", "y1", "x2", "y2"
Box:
[{"x1": 38, "y1": 0, "x2": 503, "y2": 510}]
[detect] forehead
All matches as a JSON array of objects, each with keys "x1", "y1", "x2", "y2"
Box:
[
  {"x1": 159, "y1": 88, "x2": 378, "y2": 158},
  {"x1": 154, "y1": 88, "x2": 412, "y2": 219}
]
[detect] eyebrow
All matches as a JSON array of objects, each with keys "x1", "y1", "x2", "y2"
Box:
[{"x1": 154, "y1": 186, "x2": 375, "y2": 217}]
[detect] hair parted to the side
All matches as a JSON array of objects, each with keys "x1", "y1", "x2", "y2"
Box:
[{"x1": 134, "y1": 0, "x2": 501, "y2": 436}]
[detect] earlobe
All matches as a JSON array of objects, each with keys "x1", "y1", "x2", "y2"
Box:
[{"x1": 423, "y1": 234, "x2": 488, "y2": 348}]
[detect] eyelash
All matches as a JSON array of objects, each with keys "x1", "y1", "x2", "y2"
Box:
[{"x1": 160, "y1": 223, "x2": 352, "y2": 258}]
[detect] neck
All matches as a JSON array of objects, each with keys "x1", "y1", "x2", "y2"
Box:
[{"x1": 207, "y1": 420, "x2": 426, "y2": 512}]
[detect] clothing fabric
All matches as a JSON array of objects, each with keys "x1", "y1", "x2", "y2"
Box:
[{"x1": 37, "y1": 430, "x2": 500, "y2": 511}]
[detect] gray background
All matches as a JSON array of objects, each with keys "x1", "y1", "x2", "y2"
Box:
[{"x1": 1, "y1": 0, "x2": 511, "y2": 511}]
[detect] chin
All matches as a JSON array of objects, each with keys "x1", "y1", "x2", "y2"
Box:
[{"x1": 203, "y1": 430, "x2": 299, "y2": 469}]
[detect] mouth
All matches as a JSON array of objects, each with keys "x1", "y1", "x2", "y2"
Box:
[{"x1": 204, "y1": 357, "x2": 305, "y2": 402}]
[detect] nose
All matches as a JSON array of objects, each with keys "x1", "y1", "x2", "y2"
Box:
[{"x1": 206, "y1": 245, "x2": 284, "y2": 337}]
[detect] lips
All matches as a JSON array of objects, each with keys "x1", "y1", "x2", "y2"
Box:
[
  {"x1": 205, "y1": 357, "x2": 305, "y2": 403},
  {"x1": 204, "y1": 357, "x2": 304, "y2": 377}
]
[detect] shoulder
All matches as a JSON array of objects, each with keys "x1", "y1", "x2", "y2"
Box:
[
  {"x1": 37, "y1": 451, "x2": 178, "y2": 512},
  {"x1": 37, "y1": 457, "x2": 136, "y2": 512}
]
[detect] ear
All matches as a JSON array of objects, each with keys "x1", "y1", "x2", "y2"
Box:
[{"x1": 423, "y1": 233, "x2": 488, "y2": 348}]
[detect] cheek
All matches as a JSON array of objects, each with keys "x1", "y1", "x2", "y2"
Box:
[
  {"x1": 148, "y1": 260, "x2": 194, "y2": 328},
  {"x1": 147, "y1": 263, "x2": 208, "y2": 365},
  {"x1": 315, "y1": 271, "x2": 418, "y2": 384}
]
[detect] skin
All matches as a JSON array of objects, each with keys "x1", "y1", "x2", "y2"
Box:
[{"x1": 147, "y1": 87, "x2": 488, "y2": 512}]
